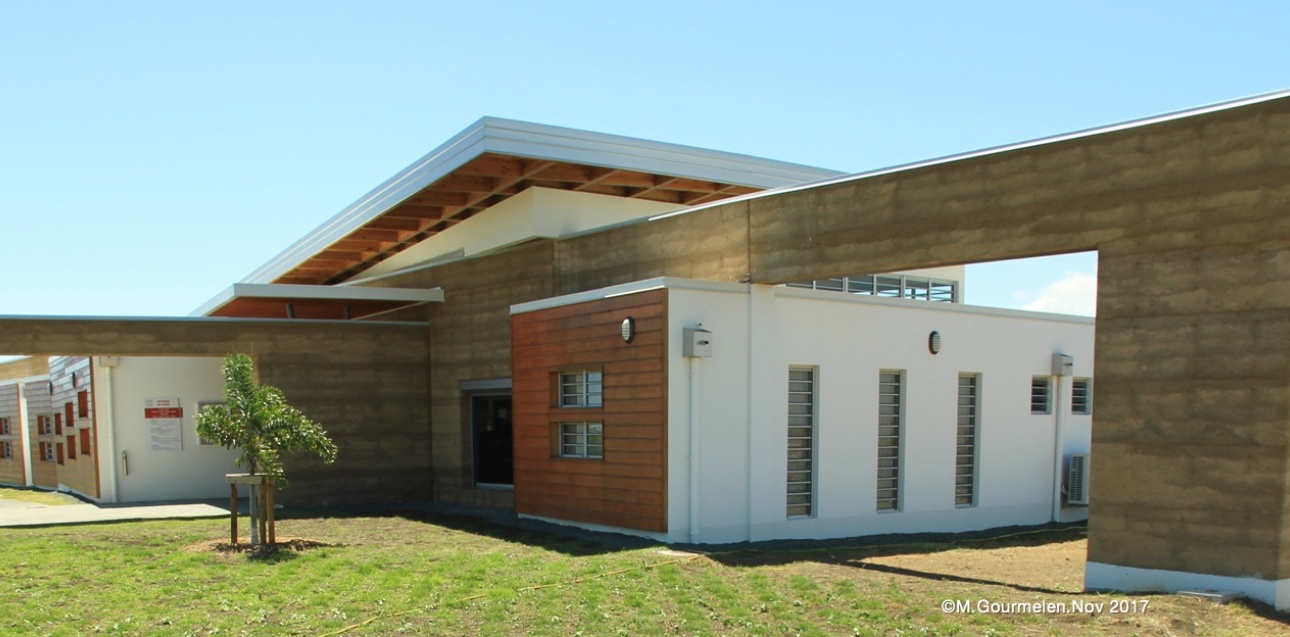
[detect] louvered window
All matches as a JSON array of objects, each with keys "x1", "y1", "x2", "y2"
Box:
[
  {"x1": 956, "y1": 375, "x2": 979, "y2": 507},
  {"x1": 786, "y1": 368, "x2": 816, "y2": 517},
  {"x1": 1072, "y1": 378, "x2": 1092, "y2": 415},
  {"x1": 1031, "y1": 377, "x2": 1051, "y2": 414},
  {"x1": 788, "y1": 274, "x2": 957, "y2": 303},
  {"x1": 877, "y1": 371, "x2": 903, "y2": 511}
]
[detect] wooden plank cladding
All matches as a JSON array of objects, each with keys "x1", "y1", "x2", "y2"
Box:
[
  {"x1": 512, "y1": 288, "x2": 668, "y2": 532},
  {"x1": 47, "y1": 357, "x2": 98, "y2": 498},
  {"x1": 0, "y1": 383, "x2": 22, "y2": 485}
]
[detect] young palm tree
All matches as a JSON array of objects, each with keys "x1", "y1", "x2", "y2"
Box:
[{"x1": 197, "y1": 353, "x2": 338, "y2": 544}]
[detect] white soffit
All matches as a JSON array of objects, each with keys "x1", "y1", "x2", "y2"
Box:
[
  {"x1": 192, "y1": 283, "x2": 443, "y2": 318},
  {"x1": 238, "y1": 118, "x2": 843, "y2": 287}
]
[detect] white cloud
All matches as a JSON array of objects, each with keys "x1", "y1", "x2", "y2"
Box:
[{"x1": 1021, "y1": 271, "x2": 1097, "y2": 316}]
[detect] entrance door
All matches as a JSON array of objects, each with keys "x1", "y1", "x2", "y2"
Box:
[{"x1": 471, "y1": 394, "x2": 513, "y2": 487}]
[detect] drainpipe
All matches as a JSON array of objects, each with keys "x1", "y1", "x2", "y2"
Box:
[
  {"x1": 1051, "y1": 377, "x2": 1064, "y2": 522},
  {"x1": 689, "y1": 357, "x2": 700, "y2": 544},
  {"x1": 16, "y1": 381, "x2": 33, "y2": 486},
  {"x1": 97, "y1": 357, "x2": 120, "y2": 503},
  {"x1": 682, "y1": 325, "x2": 712, "y2": 544},
  {"x1": 1050, "y1": 353, "x2": 1073, "y2": 522}
]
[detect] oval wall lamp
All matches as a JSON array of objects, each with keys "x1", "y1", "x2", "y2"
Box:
[
  {"x1": 929, "y1": 331, "x2": 942, "y2": 355},
  {"x1": 621, "y1": 317, "x2": 636, "y2": 343}
]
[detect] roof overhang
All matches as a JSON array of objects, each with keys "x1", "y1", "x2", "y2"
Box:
[
  {"x1": 238, "y1": 117, "x2": 843, "y2": 287},
  {"x1": 192, "y1": 283, "x2": 443, "y2": 320}
]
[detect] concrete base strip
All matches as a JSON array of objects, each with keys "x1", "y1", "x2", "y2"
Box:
[{"x1": 1086, "y1": 561, "x2": 1290, "y2": 610}]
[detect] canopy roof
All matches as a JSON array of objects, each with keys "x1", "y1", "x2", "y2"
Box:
[{"x1": 194, "y1": 283, "x2": 442, "y2": 320}]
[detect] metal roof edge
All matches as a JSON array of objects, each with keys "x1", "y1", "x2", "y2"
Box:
[
  {"x1": 740, "y1": 88, "x2": 1290, "y2": 202},
  {"x1": 0, "y1": 314, "x2": 428, "y2": 326},
  {"x1": 510, "y1": 276, "x2": 749, "y2": 315},
  {"x1": 240, "y1": 118, "x2": 494, "y2": 285},
  {"x1": 647, "y1": 87, "x2": 1290, "y2": 223}
]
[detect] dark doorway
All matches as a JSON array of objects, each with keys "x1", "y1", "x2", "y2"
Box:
[{"x1": 471, "y1": 394, "x2": 513, "y2": 487}]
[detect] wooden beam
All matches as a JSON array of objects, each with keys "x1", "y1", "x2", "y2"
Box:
[
  {"x1": 456, "y1": 154, "x2": 528, "y2": 178},
  {"x1": 587, "y1": 170, "x2": 660, "y2": 189},
  {"x1": 433, "y1": 174, "x2": 497, "y2": 193},
  {"x1": 658, "y1": 178, "x2": 725, "y2": 193},
  {"x1": 293, "y1": 258, "x2": 361, "y2": 270},
  {"x1": 365, "y1": 217, "x2": 425, "y2": 231},
  {"x1": 315, "y1": 250, "x2": 367, "y2": 261},
  {"x1": 531, "y1": 163, "x2": 612, "y2": 183},
  {"x1": 331, "y1": 238, "x2": 393, "y2": 252},
  {"x1": 344, "y1": 228, "x2": 406, "y2": 242},
  {"x1": 405, "y1": 191, "x2": 471, "y2": 207}
]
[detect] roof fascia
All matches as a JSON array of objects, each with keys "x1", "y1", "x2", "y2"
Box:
[{"x1": 191, "y1": 283, "x2": 443, "y2": 317}]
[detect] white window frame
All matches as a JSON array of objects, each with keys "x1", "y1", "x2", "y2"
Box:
[
  {"x1": 788, "y1": 273, "x2": 958, "y2": 303},
  {"x1": 558, "y1": 421, "x2": 603, "y2": 459},
  {"x1": 956, "y1": 374, "x2": 981, "y2": 507},
  {"x1": 1072, "y1": 378, "x2": 1092, "y2": 415},
  {"x1": 0, "y1": 417, "x2": 9, "y2": 435},
  {"x1": 559, "y1": 370, "x2": 603, "y2": 408},
  {"x1": 1031, "y1": 377, "x2": 1052, "y2": 414},
  {"x1": 877, "y1": 370, "x2": 904, "y2": 512},
  {"x1": 0, "y1": 441, "x2": 11, "y2": 459},
  {"x1": 786, "y1": 367, "x2": 818, "y2": 518},
  {"x1": 41, "y1": 442, "x2": 54, "y2": 462}
]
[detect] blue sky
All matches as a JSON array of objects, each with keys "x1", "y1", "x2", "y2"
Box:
[{"x1": 1, "y1": 1, "x2": 1286, "y2": 323}]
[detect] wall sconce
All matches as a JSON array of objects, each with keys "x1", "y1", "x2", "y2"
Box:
[
  {"x1": 621, "y1": 317, "x2": 636, "y2": 343},
  {"x1": 929, "y1": 331, "x2": 942, "y2": 355}
]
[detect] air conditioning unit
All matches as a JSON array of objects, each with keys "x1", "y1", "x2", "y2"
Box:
[{"x1": 1067, "y1": 454, "x2": 1090, "y2": 506}]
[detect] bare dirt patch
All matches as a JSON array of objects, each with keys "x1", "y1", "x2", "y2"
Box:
[
  {"x1": 863, "y1": 532, "x2": 1087, "y2": 593},
  {"x1": 186, "y1": 537, "x2": 337, "y2": 560}
]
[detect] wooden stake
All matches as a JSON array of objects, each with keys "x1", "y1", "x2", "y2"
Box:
[
  {"x1": 229, "y1": 483, "x2": 238, "y2": 545},
  {"x1": 257, "y1": 478, "x2": 268, "y2": 544},
  {"x1": 266, "y1": 482, "x2": 276, "y2": 545}
]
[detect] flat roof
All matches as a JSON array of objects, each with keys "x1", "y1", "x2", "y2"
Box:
[{"x1": 192, "y1": 283, "x2": 442, "y2": 320}]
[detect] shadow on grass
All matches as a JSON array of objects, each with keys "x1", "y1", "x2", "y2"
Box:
[
  {"x1": 697, "y1": 524, "x2": 1090, "y2": 595},
  {"x1": 273, "y1": 501, "x2": 661, "y2": 558},
  {"x1": 1233, "y1": 599, "x2": 1290, "y2": 626},
  {"x1": 700, "y1": 523, "x2": 1086, "y2": 567}
]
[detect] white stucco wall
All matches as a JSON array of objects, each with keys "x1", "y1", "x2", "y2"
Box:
[
  {"x1": 95, "y1": 356, "x2": 240, "y2": 503},
  {"x1": 666, "y1": 282, "x2": 1094, "y2": 544}
]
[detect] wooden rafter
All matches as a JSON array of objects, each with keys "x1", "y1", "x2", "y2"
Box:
[{"x1": 277, "y1": 155, "x2": 768, "y2": 285}]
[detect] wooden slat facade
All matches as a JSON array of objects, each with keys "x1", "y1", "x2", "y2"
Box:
[
  {"x1": 511, "y1": 288, "x2": 668, "y2": 532},
  {"x1": 46, "y1": 357, "x2": 98, "y2": 498},
  {"x1": 0, "y1": 383, "x2": 22, "y2": 485},
  {"x1": 26, "y1": 378, "x2": 54, "y2": 488}
]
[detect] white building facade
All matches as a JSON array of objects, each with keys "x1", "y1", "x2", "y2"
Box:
[{"x1": 513, "y1": 275, "x2": 1094, "y2": 544}]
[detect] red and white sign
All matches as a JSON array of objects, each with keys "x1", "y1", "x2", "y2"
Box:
[
  {"x1": 144, "y1": 397, "x2": 183, "y2": 419},
  {"x1": 145, "y1": 398, "x2": 184, "y2": 451}
]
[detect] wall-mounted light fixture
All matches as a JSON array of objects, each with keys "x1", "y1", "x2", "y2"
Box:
[
  {"x1": 621, "y1": 317, "x2": 636, "y2": 343},
  {"x1": 929, "y1": 331, "x2": 942, "y2": 355}
]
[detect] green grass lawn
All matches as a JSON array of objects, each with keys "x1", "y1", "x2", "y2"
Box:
[
  {"x1": 0, "y1": 512, "x2": 1284, "y2": 636},
  {"x1": 0, "y1": 487, "x2": 82, "y2": 506}
]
